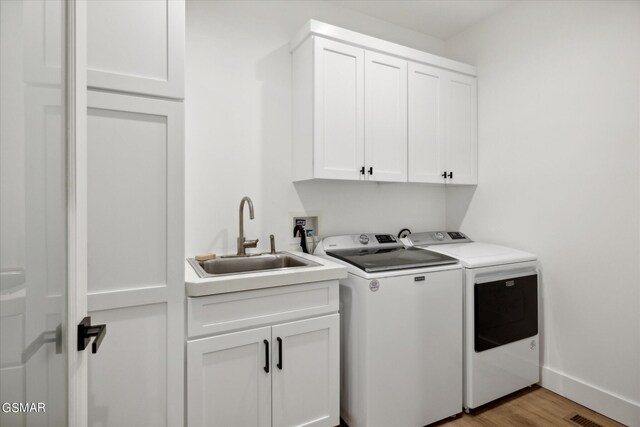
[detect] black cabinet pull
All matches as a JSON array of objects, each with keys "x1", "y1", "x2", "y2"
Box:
[
  {"x1": 448, "y1": 172, "x2": 453, "y2": 179},
  {"x1": 277, "y1": 337, "x2": 283, "y2": 370},
  {"x1": 77, "y1": 316, "x2": 107, "y2": 354},
  {"x1": 368, "y1": 167, "x2": 373, "y2": 175},
  {"x1": 263, "y1": 339, "x2": 269, "y2": 373},
  {"x1": 442, "y1": 171, "x2": 447, "y2": 179},
  {"x1": 360, "y1": 166, "x2": 365, "y2": 175}
]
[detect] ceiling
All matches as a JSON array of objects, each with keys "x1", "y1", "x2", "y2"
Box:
[{"x1": 329, "y1": 0, "x2": 514, "y2": 40}]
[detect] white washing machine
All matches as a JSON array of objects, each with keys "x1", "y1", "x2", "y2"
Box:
[
  {"x1": 405, "y1": 231, "x2": 540, "y2": 411},
  {"x1": 314, "y1": 233, "x2": 463, "y2": 427}
]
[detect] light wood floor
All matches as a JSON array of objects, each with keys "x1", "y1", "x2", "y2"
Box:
[{"x1": 430, "y1": 385, "x2": 625, "y2": 427}]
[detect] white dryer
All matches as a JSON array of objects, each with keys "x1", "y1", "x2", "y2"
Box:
[
  {"x1": 314, "y1": 233, "x2": 463, "y2": 427},
  {"x1": 406, "y1": 231, "x2": 540, "y2": 411}
]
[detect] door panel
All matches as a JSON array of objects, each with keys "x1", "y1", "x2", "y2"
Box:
[
  {"x1": 443, "y1": 73, "x2": 477, "y2": 184},
  {"x1": 0, "y1": 1, "x2": 68, "y2": 425},
  {"x1": 313, "y1": 38, "x2": 365, "y2": 180},
  {"x1": 474, "y1": 274, "x2": 538, "y2": 352},
  {"x1": 408, "y1": 62, "x2": 444, "y2": 183},
  {"x1": 364, "y1": 51, "x2": 408, "y2": 182},
  {"x1": 87, "y1": 107, "x2": 167, "y2": 293},
  {"x1": 187, "y1": 327, "x2": 272, "y2": 427},
  {"x1": 86, "y1": 90, "x2": 184, "y2": 427},
  {"x1": 86, "y1": 0, "x2": 184, "y2": 98},
  {"x1": 272, "y1": 314, "x2": 339, "y2": 427},
  {"x1": 88, "y1": 304, "x2": 168, "y2": 427}
]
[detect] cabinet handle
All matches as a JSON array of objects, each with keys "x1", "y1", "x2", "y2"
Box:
[
  {"x1": 368, "y1": 167, "x2": 373, "y2": 175},
  {"x1": 360, "y1": 166, "x2": 365, "y2": 175},
  {"x1": 263, "y1": 339, "x2": 269, "y2": 373},
  {"x1": 277, "y1": 337, "x2": 283, "y2": 370},
  {"x1": 442, "y1": 171, "x2": 447, "y2": 179},
  {"x1": 448, "y1": 172, "x2": 453, "y2": 179}
]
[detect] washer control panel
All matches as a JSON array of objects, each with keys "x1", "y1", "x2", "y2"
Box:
[
  {"x1": 320, "y1": 233, "x2": 400, "y2": 251},
  {"x1": 407, "y1": 231, "x2": 473, "y2": 246},
  {"x1": 375, "y1": 234, "x2": 396, "y2": 244}
]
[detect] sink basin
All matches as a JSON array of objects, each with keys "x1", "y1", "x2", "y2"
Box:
[{"x1": 187, "y1": 253, "x2": 320, "y2": 278}]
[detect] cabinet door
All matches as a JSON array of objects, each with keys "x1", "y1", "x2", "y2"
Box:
[
  {"x1": 272, "y1": 314, "x2": 339, "y2": 427},
  {"x1": 408, "y1": 62, "x2": 444, "y2": 183},
  {"x1": 364, "y1": 51, "x2": 408, "y2": 182},
  {"x1": 187, "y1": 327, "x2": 272, "y2": 427},
  {"x1": 443, "y1": 73, "x2": 477, "y2": 184},
  {"x1": 313, "y1": 38, "x2": 365, "y2": 180}
]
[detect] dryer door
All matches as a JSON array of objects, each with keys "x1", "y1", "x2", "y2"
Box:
[{"x1": 474, "y1": 274, "x2": 538, "y2": 352}]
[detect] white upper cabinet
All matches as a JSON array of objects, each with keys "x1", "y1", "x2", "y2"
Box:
[
  {"x1": 443, "y1": 73, "x2": 478, "y2": 184},
  {"x1": 291, "y1": 21, "x2": 477, "y2": 185},
  {"x1": 312, "y1": 37, "x2": 365, "y2": 180},
  {"x1": 408, "y1": 62, "x2": 444, "y2": 183},
  {"x1": 408, "y1": 65, "x2": 478, "y2": 185},
  {"x1": 365, "y1": 51, "x2": 408, "y2": 182},
  {"x1": 87, "y1": 0, "x2": 185, "y2": 99}
]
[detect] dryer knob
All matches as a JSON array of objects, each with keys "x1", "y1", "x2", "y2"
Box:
[
  {"x1": 359, "y1": 234, "x2": 370, "y2": 245},
  {"x1": 435, "y1": 232, "x2": 445, "y2": 241}
]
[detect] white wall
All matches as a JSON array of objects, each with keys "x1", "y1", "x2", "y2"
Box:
[
  {"x1": 185, "y1": 0, "x2": 447, "y2": 256},
  {"x1": 445, "y1": 1, "x2": 640, "y2": 424}
]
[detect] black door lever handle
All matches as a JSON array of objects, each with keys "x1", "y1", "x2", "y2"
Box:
[{"x1": 77, "y1": 316, "x2": 107, "y2": 354}]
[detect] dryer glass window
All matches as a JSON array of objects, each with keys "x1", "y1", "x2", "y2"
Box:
[{"x1": 474, "y1": 274, "x2": 538, "y2": 352}]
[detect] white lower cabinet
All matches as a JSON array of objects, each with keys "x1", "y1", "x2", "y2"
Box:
[
  {"x1": 271, "y1": 315, "x2": 339, "y2": 427},
  {"x1": 187, "y1": 327, "x2": 272, "y2": 427},
  {"x1": 186, "y1": 281, "x2": 340, "y2": 427}
]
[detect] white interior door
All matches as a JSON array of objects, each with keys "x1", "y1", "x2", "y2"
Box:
[
  {"x1": 0, "y1": 1, "x2": 88, "y2": 426},
  {"x1": 364, "y1": 51, "x2": 408, "y2": 182}
]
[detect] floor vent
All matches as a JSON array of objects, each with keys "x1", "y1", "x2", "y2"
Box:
[{"x1": 565, "y1": 413, "x2": 605, "y2": 427}]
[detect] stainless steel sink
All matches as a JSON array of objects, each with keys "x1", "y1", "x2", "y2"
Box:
[{"x1": 187, "y1": 253, "x2": 320, "y2": 278}]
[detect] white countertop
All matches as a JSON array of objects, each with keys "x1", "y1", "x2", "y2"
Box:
[{"x1": 185, "y1": 251, "x2": 347, "y2": 297}]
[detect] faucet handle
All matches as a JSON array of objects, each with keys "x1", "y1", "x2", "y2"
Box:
[
  {"x1": 243, "y1": 239, "x2": 259, "y2": 248},
  {"x1": 269, "y1": 235, "x2": 276, "y2": 254}
]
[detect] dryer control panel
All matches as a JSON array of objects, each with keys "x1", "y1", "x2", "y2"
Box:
[{"x1": 407, "y1": 231, "x2": 473, "y2": 246}]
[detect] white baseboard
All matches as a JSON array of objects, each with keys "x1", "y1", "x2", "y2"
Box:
[{"x1": 541, "y1": 366, "x2": 640, "y2": 426}]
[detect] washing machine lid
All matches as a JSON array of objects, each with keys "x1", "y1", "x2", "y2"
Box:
[
  {"x1": 424, "y1": 242, "x2": 536, "y2": 268},
  {"x1": 326, "y1": 246, "x2": 458, "y2": 273}
]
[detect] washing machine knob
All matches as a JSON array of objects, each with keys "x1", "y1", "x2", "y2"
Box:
[
  {"x1": 359, "y1": 234, "x2": 370, "y2": 245},
  {"x1": 435, "y1": 232, "x2": 445, "y2": 241}
]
